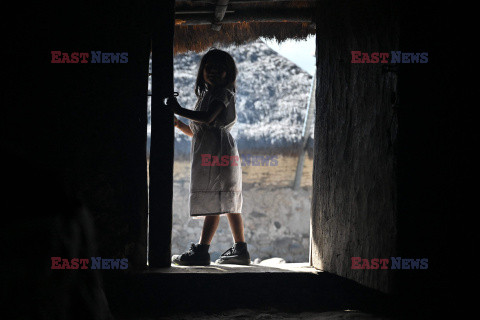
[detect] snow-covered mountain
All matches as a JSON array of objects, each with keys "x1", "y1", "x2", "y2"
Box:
[{"x1": 148, "y1": 39, "x2": 314, "y2": 157}]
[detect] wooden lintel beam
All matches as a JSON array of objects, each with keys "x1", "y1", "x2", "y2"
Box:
[{"x1": 175, "y1": 8, "x2": 314, "y2": 26}]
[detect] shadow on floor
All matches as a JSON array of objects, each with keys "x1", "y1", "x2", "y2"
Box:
[{"x1": 102, "y1": 263, "x2": 398, "y2": 319}]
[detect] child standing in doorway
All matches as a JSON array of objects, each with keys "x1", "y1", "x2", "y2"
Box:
[{"x1": 166, "y1": 48, "x2": 250, "y2": 266}]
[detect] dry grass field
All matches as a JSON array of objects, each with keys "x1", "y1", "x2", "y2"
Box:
[{"x1": 169, "y1": 155, "x2": 314, "y2": 189}]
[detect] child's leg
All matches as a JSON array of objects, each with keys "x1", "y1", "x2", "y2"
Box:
[
  {"x1": 226, "y1": 213, "x2": 245, "y2": 243},
  {"x1": 215, "y1": 213, "x2": 250, "y2": 265},
  {"x1": 199, "y1": 215, "x2": 220, "y2": 245}
]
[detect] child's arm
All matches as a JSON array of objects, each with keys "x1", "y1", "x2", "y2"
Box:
[
  {"x1": 167, "y1": 97, "x2": 224, "y2": 125},
  {"x1": 174, "y1": 117, "x2": 193, "y2": 137}
]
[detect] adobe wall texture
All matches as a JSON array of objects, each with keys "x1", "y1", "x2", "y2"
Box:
[{"x1": 311, "y1": 0, "x2": 399, "y2": 293}]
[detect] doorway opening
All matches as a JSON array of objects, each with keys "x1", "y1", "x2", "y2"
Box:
[
  {"x1": 168, "y1": 35, "x2": 316, "y2": 267},
  {"x1": 146, "y1": 0, "x2": 318, "y2": 269}
]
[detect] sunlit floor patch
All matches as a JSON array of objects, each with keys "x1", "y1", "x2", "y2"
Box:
[{"x1": 146, "y1": 261, "x2": 321, "y2": 274}]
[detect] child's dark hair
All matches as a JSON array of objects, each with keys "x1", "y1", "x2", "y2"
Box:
[{"x1": 195, "y1": 48, "x2": 237, "y2": 97}]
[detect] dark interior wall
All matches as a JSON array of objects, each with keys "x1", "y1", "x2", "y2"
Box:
[
  {"x1": 311, "y1": 0, "x2": 399, "y2": 293},
  {"x1": 311, "y1": 0, "x2": 466, "y2": 311},
  {"x1": 3, "y1": 1, "x2": 152, "y2": 271},
  {"x1": 394, "y1": 1, "x2": 468, "y2": 314}
]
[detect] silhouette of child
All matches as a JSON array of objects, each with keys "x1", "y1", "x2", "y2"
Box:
[{"x1": 166, "y1": 48, "x2": 250, "y2": 266}]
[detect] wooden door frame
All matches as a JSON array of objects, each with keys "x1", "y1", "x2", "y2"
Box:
[{"x1": 148, "y1": 0, "x2": 176, "y2": 268}]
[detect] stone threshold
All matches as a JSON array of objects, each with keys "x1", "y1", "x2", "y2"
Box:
[{"x1": 103, "y1": 261, "x2": 393, "y2": 319}]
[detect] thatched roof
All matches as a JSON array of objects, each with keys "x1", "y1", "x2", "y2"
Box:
[{"x1": 173, "y1": 0, "x2": 316, "y2": 54}]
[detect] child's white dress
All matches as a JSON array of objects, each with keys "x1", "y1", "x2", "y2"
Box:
[{"x1": 188, "y1": 87, "x2": 243, "y2": 219}]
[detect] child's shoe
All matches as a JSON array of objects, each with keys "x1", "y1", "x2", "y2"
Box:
[
  {"x1": 215, "y1": 242, "x2": 251, "y2": 265},
  {"x1": 172, "y1": 242, "x2": 211, "y2": 266}
]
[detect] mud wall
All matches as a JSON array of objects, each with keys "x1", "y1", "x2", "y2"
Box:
[
  {"x1": 311, "y1": 0, "x2": 399, "y2": 293},
  {"x1": 311, "y1": 2, "x2": 463, "y2": 311}
]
